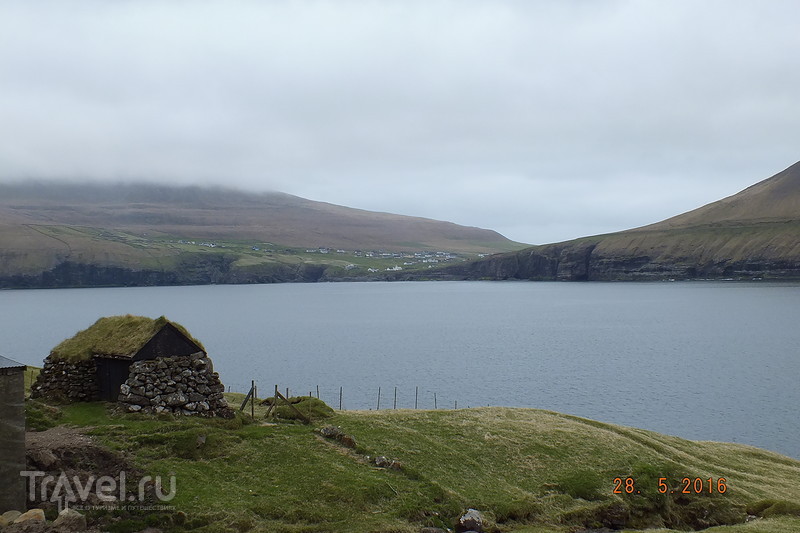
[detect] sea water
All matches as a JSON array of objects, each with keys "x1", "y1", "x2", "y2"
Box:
[{"x1": 1, "y1": 281, "x2": 798, "y2": 458}]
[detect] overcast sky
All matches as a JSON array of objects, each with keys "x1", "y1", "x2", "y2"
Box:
[{"x1": 1, "y1": 1, "x2": 798, "y2": 244}]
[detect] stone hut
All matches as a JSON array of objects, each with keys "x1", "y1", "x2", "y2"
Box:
[
  {"x1": 0, "y1": 355, "x2": 26, "y2": 513},
  {"x1": 31, "y1": 315, "x2": 233, "y2": 418}
]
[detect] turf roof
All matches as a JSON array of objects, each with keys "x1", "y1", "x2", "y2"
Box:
[{"x1": 50, "y1": 315, "x2": 204, "y2": 361}]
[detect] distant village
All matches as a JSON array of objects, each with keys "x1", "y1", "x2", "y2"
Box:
[
  {"x1": 174, "y1": 239, "x2": 488, "y2": 272},
  {"x1": 305, "y1": 247, "x2": 475, "y2": 272},
  {"x1": 178, "y1": 240, "x2": 220, "y2": 248}
]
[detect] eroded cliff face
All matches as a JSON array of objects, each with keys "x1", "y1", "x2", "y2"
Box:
[
  {"x1": 436, "y1": 227, "x2": 800, "y2": 281},
  {"x1": 449, "y1": 241, "x2": 599, "y2": 281},
  {"x1": 0, "y1": 256, "x2": 331, "y2": 289}
]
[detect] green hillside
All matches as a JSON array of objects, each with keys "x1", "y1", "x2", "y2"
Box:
[
  {"x1": 24, "y1": 399, "x2": 800, "y2": 533},
  {"x1": 0, "y1": 182, "x2": 527, "y2": 288},
  {"x1": 644, "y1": 162, "x2": 800, "y2": 229}
]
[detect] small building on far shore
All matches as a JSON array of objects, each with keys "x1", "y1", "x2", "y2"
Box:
[{"x1": 0, "y1": 355, "x2": 26, "y2": 513}]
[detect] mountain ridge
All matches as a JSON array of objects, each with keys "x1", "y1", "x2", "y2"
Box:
[
  {"x1": 427, "y1": 161, "x2": 800, "y2": 281},
  {"x1": 638, "y1": 160, "x2": 800, "y2": 230},
  {"x1": 0, "y1": 181, "x2": 526, "y2": 288},
  {"x1": 0, "y1": 181, "x2": 516, "y2": 250}
]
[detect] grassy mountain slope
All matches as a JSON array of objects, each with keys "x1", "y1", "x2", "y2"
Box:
[
  {"x1": 0, "y1": 182, "x2": 526, "y2": 287},
  {"x1": 644, "y1": 162, "x2": 800, "y2": 229},
  {"x1": 26, "y1": 400, "x2": 800, "y2": 532},
  {"x1": 436, "y1": 162, "x2": 800, "y2": 281},
  {"x1": 0, "y1": 182, "x2": 518, "y2": 252}
]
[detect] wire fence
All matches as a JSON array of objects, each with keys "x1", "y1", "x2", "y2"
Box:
[{"x1": 224, "y1": 382, "x2": 470, "y2": 411}]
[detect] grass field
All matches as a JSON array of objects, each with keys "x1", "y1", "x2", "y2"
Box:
[{"x1": 24, "y1": 396, "x2": 800, "y2": 533}]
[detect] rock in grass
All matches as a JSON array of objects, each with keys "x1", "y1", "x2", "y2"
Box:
[
  {"x1": 339, "y1": 434, "x2": 357, "y2": 449},
  {"x1": 27, "y1": 448, "x2": 58, "y2": 469},
  {"x1": 318, "y1": 425, "x2": 357, "y2": 448},
  {"x1": 1, "y1": 511, "x2": 22, "y2": 527},
  {"x1": 456, "y1": 508, "x2": 484, "y2": 533},
  {"x1": 52, "y1": 508, "x2": 87, "y2": 531},
  {"x1": 374, "y1": 456, "x2": 402, "y2": 470},
  {"x1": 13, "y1": 508, "x2": 46, "y2": 524},
  {"x1": 319, "y1": 425, "x2": 344, "y2": 439}
]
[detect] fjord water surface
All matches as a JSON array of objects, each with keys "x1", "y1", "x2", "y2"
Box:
[{"x1": 2, "y1": 281, "x2": 798, "y2": 458}]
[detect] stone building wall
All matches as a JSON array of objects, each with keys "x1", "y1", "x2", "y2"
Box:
[
  {"x1": 30, "y1": 359, "x2": 99, "y2": 401},
  {"x1": 118, "y1": 353, "x2": 233, "y2": 418},
  {"x1": 0, "y1": 368, "x2": 26, "y2": 513}
]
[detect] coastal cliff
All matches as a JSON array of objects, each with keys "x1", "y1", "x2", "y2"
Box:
[
  {"x1": 0, "y1": 256, "x2": 331, "y2": 289},
  {"x1": 430, "y1": 162, "x2": 800, "y2": 281}
]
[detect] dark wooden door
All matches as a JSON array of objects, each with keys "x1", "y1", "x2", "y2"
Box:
[{"x1": 95, "y1": 359, "x2": 131, "y2": 401}]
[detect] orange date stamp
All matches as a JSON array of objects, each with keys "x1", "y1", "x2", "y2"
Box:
[{"x1": 613, "y1": 476, "x2": 727, "y2": 495}]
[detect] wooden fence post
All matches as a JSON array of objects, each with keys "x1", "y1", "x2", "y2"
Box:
[
  {"x1": 265, "y1": 384, "x2": 278, "y2": 419},
  {"x1": 273, "y1": 388, "x2": 311, "y2": 424},
  {"x1": 239, "y1": 384, "x2": 254, "y2": 413}
]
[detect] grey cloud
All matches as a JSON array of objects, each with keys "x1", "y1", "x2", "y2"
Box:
[{"x1": 1, "y1": 0, "x2": 798, "y2": 244}]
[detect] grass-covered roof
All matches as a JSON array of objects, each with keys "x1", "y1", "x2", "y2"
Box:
[{"x1": 50, "y1": 315, "x2": 204, "y2": 361}]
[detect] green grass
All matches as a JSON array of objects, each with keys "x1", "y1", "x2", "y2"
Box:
[
  {"x1": 50, "y1": 315, "x2": 204, "y2": 361},
  {"x1": 225, "y1": 392, "x2": 334, "y2": 422},
  {"x1": 26, "y1": 402, "x2": 800, "y2": 533},
  {"x1": 270, "y1": 396, "x2": 336, "y2": 422},
  {"x1": 24, "y1": 366, "x2": 40, "y2": 396},
  {"x1": 26, "y1": 398, "x2": 63, "y2": 430}
]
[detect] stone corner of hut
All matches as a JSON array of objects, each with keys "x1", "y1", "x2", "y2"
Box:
[
  {"x1": 118, "y1": 351, "x2": 235, "y2": 418},
  {"x1": 30, "y1": 354, "x2": 98, "y2": 402}
]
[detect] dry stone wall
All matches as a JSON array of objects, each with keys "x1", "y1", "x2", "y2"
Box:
[
  {"x1": 118, "y1": 352, "x2": 234, "y2": 418},
  {"x1": 30, "y1": 359, "x2": 98, "y2": 401}
]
